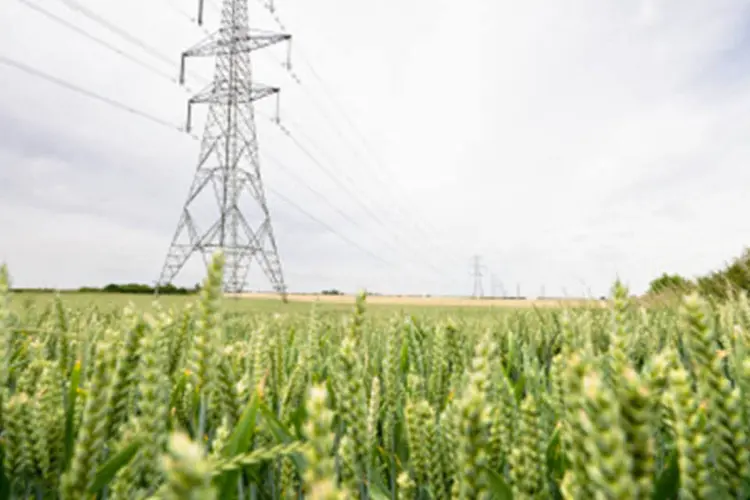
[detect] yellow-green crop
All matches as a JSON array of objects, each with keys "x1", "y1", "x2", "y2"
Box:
[{"x1": 0, "y1": 257, "x2": 749, "y2": 499}]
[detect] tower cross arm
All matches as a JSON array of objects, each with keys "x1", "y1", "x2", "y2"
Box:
[
  {"x1": 188, "y1": 82, "x2": 280, "y2": 105},
  {"x1": 180, "y1": 30, "x2": 291, "y2": 84},
  {"x1": 185, "y1": 83, "x2": 280, "y2": 131},
  {"x1": 183, "y1": 30, "x2": 291, "y2": 59}
]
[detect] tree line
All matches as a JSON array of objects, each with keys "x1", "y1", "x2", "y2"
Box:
[
  {"x1": 648, "y1": 247, "x2": 750, "y2": 300},
  {"x1": 14, "y1": 283, "x2": 200, "y2": 295}
]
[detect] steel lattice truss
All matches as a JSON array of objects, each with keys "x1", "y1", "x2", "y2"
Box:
[{"x1": 157, "y1": 0, "x2": 290, "y2": 298}]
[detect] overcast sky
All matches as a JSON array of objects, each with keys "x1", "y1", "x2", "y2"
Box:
[{"x1": 1, "y1": 0, "x2": 750, "y2": 297}]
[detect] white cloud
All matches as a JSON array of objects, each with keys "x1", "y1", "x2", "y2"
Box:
[{"x1": 2, "y1": 0, "x2": 750, "y2": 296}]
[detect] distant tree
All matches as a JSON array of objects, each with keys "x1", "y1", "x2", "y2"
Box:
[
  {"x1": 93, "y1": 282, "x2": 198, "y2": 295},
  {"x1": 321, "y1": 289, "x2": 343, "y2": 296},
  {"x1": 648, "y1": 246, "x2": 750, "y2": 301},
  {"x1": 647, "y1": 273, "x2": 695, "y2": 296},
  {"x1": 696, "y1": 273, "x2": 727, "y2": 300}
]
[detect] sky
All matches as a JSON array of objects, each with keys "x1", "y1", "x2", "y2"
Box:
[{"x1": 2, "y1": 0, "x2": 750, "y2": 298}]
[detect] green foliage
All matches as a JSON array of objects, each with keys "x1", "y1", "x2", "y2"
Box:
[
  {"x1": 695, "y1": 249, "x2": 750, "y2": 299},
  {"x1": 13, "y1": 283, "x2": 200, "y2": 295},
  {"x1": 649, "y1": 247, "x2": 750, "y2": 300},
  {"x1": 3, "y1": 258, "x2": 750, "y2": 498},
  {"x1": 647, "y1": 273, "x2": 695, "y2": 296},
  {"x1": 99, "y1": 283, "x2": 199, "y2": 295}
]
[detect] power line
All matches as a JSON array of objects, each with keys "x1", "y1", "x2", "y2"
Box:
[
  {"x1": 287, "y1": 35, "x2": 448, "y2": 237},
  {"x1": 237, "y1": 107, "x2": 455, "y2": 285},
  {"x1": 7, "y1": 1, "x2": 464, "y2": 292},
  {"x1": 269, "y1": 118, "x2": 450, "y2": 277},
  {"x1": 49, "y1": 0, "x2": 467, "y2": 291},
  {"x1": 16, "y1": 0, "x2": 182, "y2": 87},
  {"x1": 53, "y1": 0, "x2": 205, "y2": 83},
  {"x1": 159, "y1": 0, "x2": 299, "y2": 82},
  {"x1": 265, "y1": 189, "x2": 460, "y2": 289},
  {"x1": 0, "y1": 54, "x2": 191, "y2": 135},
  {"x1": 264, "y1": 185, "x2": 397, "y2": 270},
  {"x1": 56, "y1": 0, "x2": 176, "y2": 66},
  {"x1": 229, "y1": 100, "x2": 432, "y2": 275},
  {"x1": 257, "y1": 0, "x2": 466, "y2": 268},
  {"x1": 156, "y1": 0, "x2": 292, "y2": 296},
  {"x1": 252, "y1": 117, "x2": 462, "y2": 285},
  {"x1": 154, "y1": 0, "x2": 463, "y2": 281},
  {"x1": 282, "y1": 51, "x2": 445, "y2": 248},
  {"x1": 261, "y1": 149, "x2": 455, "y2": 286},
  {"x1": 0, "y1": 54, "x2": 448, "y2": 289},
  {"x1": 155, "y1": 0, "x2": 466, "y2": 295},
  {"x1": 159, "y1": 0, "x2": 199, "y2": 24},
  {"x1": 296, "y1": 51, "x2": 458, "y2": 255},
  {"x1": 262, "y1": 150, "x2": 385, "y2": 238},
  {"x1": 256, "y1": 107, "x2": 451, "y2": 280},
  {"x1": 272, "y1": 120, "x2": 391, "y2": 227}
]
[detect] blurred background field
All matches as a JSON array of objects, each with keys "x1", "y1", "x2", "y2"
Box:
[{"x1": 10, "y1": 290, "x2": 604, "y2": 316}]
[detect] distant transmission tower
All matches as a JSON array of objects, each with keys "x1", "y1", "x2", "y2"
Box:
[
  {"x1": 157, "y1": 0, "x2": 291, "y2": 299},
  {"x1": 470, "y1": 255, "x2": 486, "y2": 299}
]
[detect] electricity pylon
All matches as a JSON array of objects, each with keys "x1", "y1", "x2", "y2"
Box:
[
  {"x1": 157, "y1": 0, "x2": 291, "y2": 300},
  {"x1": 470, "y1": 255, "x2": 486, "y2": 299}
]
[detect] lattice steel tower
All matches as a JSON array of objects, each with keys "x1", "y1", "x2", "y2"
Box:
[
  {"x1": 471, "y1": 255, "x2": 486, "y2": 299},
  {"x1": 157, "y1": 0, "x2": 290, "y2": 299}
]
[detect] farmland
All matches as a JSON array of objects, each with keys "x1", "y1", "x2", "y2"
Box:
[
  {"x1": 0, "y1": 254, "x2": 748, "y2": 499},
  {"x1": 10, "y1": 290, "x2": 605, "y2": 316}
]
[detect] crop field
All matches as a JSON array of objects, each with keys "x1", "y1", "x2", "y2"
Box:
[
  {"x1": 11, "y1": 290, "x2": 603, "y2": 315},
  {"x1": 0, "y1": 253, "x2": 749, "y2": 499},
  {"x1": 235, "y1": 293, "x2": 603, "y2": 310}
]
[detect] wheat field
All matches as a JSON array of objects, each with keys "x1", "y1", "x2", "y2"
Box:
[
  {"x1": 234, "y1": 292, "x2": 602, "y2": 309},
  {"x1": 0, "y1": 253, "x2": 748, "y2": 499}
]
